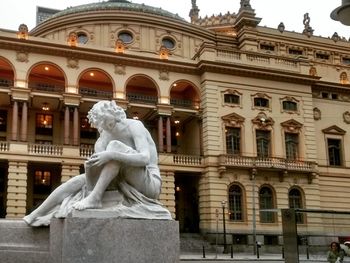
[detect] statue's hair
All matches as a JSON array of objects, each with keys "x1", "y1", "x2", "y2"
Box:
[{"x1": 87, "y1": 100, "x2": 126, "y2": 125}]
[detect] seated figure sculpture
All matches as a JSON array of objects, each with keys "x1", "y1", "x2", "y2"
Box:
[{"x1": 23, "y1": 100, "x2": 171, "y2": 226}]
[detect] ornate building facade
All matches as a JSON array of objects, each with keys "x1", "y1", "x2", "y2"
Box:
[{"x1": 0, "y1": 0, "x2": 349, "y2": 246}]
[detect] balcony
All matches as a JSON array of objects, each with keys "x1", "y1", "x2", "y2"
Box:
[
  {"x1": 30, "y1": 83, "x2": 65, "y2": 93},
  {"x1": 80, "y1": 87, "x2": 113, "y2": 98},
  {"x1": 170, "y1": 98, "x2": 197, "y2": 109},
  {"x1": 126, "y1": 93, "x2": 158, "y2": 105},
  {"x1": 158, "y1": 153, "x2": 204, "y2": 172},
  {"x1": 219, "y1": 155, "x2": 316, "y2": 173},
  {"x1": 28, "y1": 143, "x2": 63, "y2": 156},
  {"x1": 0, "y1": 78, "x2": 13, "y2": 87}
]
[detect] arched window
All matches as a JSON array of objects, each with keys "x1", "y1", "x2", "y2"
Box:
[
  {"x1": 228, "y1": 184, "x2": 243, "y2": 221},
  {"x1": 259, "y1": 187, "x2": 275, "y2": 223},
  {"x1": 288, "y1": 188, "x2": 304, "y2": 224}
]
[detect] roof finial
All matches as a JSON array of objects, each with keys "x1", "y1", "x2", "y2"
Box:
[
  {"x1": 302, "y1": 13, "x2": 314, "y2": 37},
  {"x1": 189, "y1": 0, "x2": 200, "y2": 23},
  {"x1": 239, "y1": 0, "x2": 253, "y2": 11}
]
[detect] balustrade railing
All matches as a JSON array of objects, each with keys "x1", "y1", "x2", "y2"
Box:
[
  {"x1": 221, "y1": 155, "x2": 316, "y2": 172},
  {"x1": 0, "y1": 141, "x2": 9, "y2": 152},
  {"x1": 80, "y1": 87, "x2": 113, "y2": 98},
  {"x1": 173, "y1": 154, "x2": 203, "y2": 165},
  {"x1": 170, "y1": 98, "x2": 196, "y2": 109},
  {"x1": 216, "y1": 49, "x2": 300, "y2": 70},
  {"x1": 127, "y1": 93, "x2": 158, "y2": 105},
  {"x1": 80, "y1": 145, "x2": 94, "y2": 158},
  {"x1": 28, "y1": 143, "x2": 63, "y2": 156},
  {"x1": 30, "y1": 83, "x2": 65, "y2": 93},
  {"x1": 0, "y1": 78, "x2": 13, "y2": 87}
]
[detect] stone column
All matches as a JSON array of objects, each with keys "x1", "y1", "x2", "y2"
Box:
[
  {"x1": 20, "y1": 101, "x2": 28, "y2": 141},
  {"x1": 282, "y1": 209, "x2": 299, "y2": 263},
  {"x1": 159, "y1": 170, "x2": 176, "y2": 219},
  {"x1": 6, "y1": 161, "x2": 28, "y2": 218},
  {"x1": 158, "y1": 116, "x2": 164, "y2": 152},
  {"x1": 61, "y1": 163, "x2": 81, "y2": 183},
  {"x1": 166, "y1": 117, "x2": 171, "y2": 153},
  {"x1": 73, "y1": 107, "x2": 79, "y2": 146},
  {"x1": 11, "y1": 101, "x2": 18, "y2": 141},
  {"x1": 64, "y1": 106, "x2": 70, "y2": 145}
]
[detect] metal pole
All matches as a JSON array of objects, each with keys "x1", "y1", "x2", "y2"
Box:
[
  {"x1": 252, "y1": 169, "x2": 257, "y2": 255},
  {"x1": 215, "y1": 208, "x2": 218, "y2": 259},
  {"x1": 222, "y1": 200, "x2": 227, "y2": 253}
]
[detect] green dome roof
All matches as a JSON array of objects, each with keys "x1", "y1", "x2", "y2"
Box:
[{"x1": 46, "y1": 0, "x2": 184, "y2": 22}]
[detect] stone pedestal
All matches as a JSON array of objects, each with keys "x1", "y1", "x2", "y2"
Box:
[{"x1": 50, "y1": 213, "x2": 179, "y2": 263}]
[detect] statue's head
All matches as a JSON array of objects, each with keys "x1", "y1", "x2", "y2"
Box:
[{"x1": 87, "y1": 100, "x2": 126, "y2": 130}]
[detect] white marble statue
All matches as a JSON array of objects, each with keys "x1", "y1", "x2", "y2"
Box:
[{"x1": 23, "y1": 100, "x2": 171, "y2": 226}]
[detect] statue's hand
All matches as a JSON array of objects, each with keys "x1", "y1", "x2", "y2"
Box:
[{"x1": 86, "y1": 151, "x2": 113, "y2": 167}]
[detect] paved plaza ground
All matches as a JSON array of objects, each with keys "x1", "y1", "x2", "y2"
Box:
[{"x1": 180, "y1": 252, "x2": 350, "y2": 262}]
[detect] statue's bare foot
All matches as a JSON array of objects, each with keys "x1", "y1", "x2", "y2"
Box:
[
  {"x1": 73, "y1": 195, "x2": 102, "y2": 210},
  {"x1": 23, "y1": 214, "x2": 35, "y2": 225}
]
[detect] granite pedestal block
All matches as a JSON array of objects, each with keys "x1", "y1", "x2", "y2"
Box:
[
  {"x1": 0, "y1": 220, "x2": 50, "y2": 263},
  {"x1": 50, "y1": 212, "x2": 179, "y2": 263}
]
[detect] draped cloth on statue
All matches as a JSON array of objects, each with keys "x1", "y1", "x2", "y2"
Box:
[{"x1": 29, "y1": 178, "x2": 171, "y2": 227}]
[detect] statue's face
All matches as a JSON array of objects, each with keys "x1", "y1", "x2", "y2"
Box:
[{"x1": 93, "y1": 111, "x2": 116, "y2": 132}]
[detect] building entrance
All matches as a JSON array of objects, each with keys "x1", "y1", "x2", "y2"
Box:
[
  {"x1": 26, "y1": 162, "x2": 62, "y2": 213},
  {"x1": 175, "y1": 173, "x2": 200, "y2": 233},
  {"x1": 0, "y1": 162, "x2": 8, "y2": 218}
]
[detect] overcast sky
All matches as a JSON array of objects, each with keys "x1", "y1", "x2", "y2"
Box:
[{"x1": 0, "y1": 0, "x2": 348, "y2": 38}]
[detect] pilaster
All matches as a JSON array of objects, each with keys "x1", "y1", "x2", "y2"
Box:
[
  {"x1": 159, "y1": 170, "x2": 175, "y2": 218},
  {"x1": 6, "y1": 161, "x2": 28, "y2": 218},
  {"x1": 61, "y1": 164, "x2": 81, "y2": 183}
]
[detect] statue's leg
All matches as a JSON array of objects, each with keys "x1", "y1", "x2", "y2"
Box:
[
  {"x1": 85, "y1": 162, "x2": 102, "y2": 192},
  {"x1": 23, "y1": 174, "x2": 85, "y2": 225},
  {"x1": 123, "y1": 166, "x2": 161, "y2": 200},
  {"x1": 73, "y1": 161, "x2": 120, "y2": 210}
]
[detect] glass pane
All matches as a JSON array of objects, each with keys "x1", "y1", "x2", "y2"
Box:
[
  {"x1": 256, "y1": 130, "x2": 270, "y2": 157},
  {"x1": 285, "y1": 133, "x2": 299, "y2": 160},
  {"x1": 328, "y1": 139, "x2": 342, "y2": 166},
  {"x1": 229, "y1": 185, "x2": 242, "y2": 221},
  {"x1": 226, "y1": 127, "x2": 240, "y2": 154}
]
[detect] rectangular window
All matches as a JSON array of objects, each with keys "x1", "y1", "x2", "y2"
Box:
[
  {"x1": 226, "y1": 127, "x2": 240, "y2": 155},
  {"x1": 80, "y1": 117, "x2": 97, "y2": 139},
  {"x1": 260, "y1": 44, "x2": 275, "y2": 51},
  {"x1": 36, "y1": 114, "x2": 53, "y2": 135},
  {"x1": 342, "y1": 57, "x2": 350, "y2": 65},
  {"x1": 331, "y1": 93, "x2": 338, "y2": 100},
  {"x1": 0, "y1": 110, "x2": 7, "y2": 132},
  {"x1": 224, "y1": 94, "x2": 240, "y2": 105},
  {"x1": 33, "y1": 170, "x2": 52, "y2": 196},
  {"x1": 256, "y1": 130, "x2": 270, "y2": 158},
  {"x1": 254, "y1": 98, "x2": 269, "y2": 108},
  {"x1": 288, "y1": 49, "x2": 303, "y2": 55},
  {"x1": 282, "y1": 101, "x2": 297, "y2": 111},
  {"x1": 285, "y1": 133, "x2": 299, "y2": 160},
  {"x1": 264, "y1": 235, "x2": 279, "y2": 245},
  {"x1": 232, "y1": 234, "x2": 248, "y2": 245},
  {"x1": 328, "y1": 138, "x2": 342, "y2": 166},
  {"x1": 321, "y1": 92, "x2": 329, "y2": 99},
  {"x1": 316, "y1": 53, "x2": 329, "y2": 60}
]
